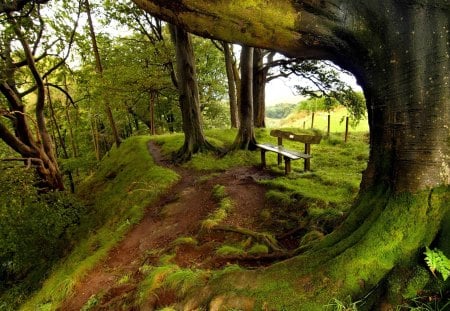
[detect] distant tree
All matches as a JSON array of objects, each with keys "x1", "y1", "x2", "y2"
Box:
[
  {"x1": 230, "y1": 45, "x2": 257, "y2": 150},
  {"x1": 84, "y1": 0, "x2": 121, "y2": 148},
  {"x1": 220, "y1": 41, "x2": 239, "y2": 128},
  {"x1": 0, "y1": 1, "x2": 81, "y2": 190},
  {"x1": 266, "y1": 103, "x2": 297, "y2": 119}
]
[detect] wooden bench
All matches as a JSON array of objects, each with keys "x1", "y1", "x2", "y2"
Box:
[{"x1": 256, "y1": 130, "x2": 322, "y2": 174}]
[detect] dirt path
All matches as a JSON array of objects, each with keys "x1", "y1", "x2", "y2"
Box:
[{"x1": 60, "y1": 142, "x2": 270, "y2": 310}]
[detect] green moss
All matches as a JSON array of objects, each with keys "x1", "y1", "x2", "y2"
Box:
[
  {"x1": 136, "y1": 264, "x2": 179, "y2": 305},
  {"x1": 171, "y1": 236, "x2": 198, "y2": 247},
  {"x1": 216, "y1": 245, "x2": 246, "y2": 257},
  {"x1": 212, "y1": 184, "x2": 227, "y2": 200},
  {"x1": 163, "y1": 269, "x2": 210, "y2": 296},
  {"x1": 248, "y1": 244, "x2": 269, "y2": 255}
]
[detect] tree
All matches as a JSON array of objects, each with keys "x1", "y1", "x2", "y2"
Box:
[
  {"x1": 230, "y1": 45, "x2": 257, "y2": 150},
  {"x1": 84, "y1": 0, "x2": 121, "y2": 148},
  {"x1": 252, "y1": 48, "x2": 276, "y2": 128},
  {"x1": 131, "y1": 0, "x2": 450, "y2": 309},
  {"x1": 0, "y1": 1, "x2": 81, "y2": 190},
  {"x1": 169, "y1": 24, "x2": 216, "y2": 162},
  {"x1": 220, "y1": 41, "x2": 239, "y2": 128}
]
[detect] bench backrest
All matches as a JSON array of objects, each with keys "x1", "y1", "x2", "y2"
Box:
[{"x1": 270, "y1": 130, "x2": 322, "y2": 145}]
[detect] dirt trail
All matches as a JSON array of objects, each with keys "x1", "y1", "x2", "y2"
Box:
[{"x1": 60, "y1": 141, "x2": 270, "y2": 310}]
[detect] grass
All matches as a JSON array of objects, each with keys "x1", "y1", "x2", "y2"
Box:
[
  {"x1": 20, "y1": 136, "x2": 179, "y2": 311},
  {"x1": 267, "y1": 106, "x2": 369, "y2": 133}
]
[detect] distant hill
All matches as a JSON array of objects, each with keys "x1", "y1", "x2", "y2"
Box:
[{"x1": 267, "y1": 106, "x2": 369, "y2": 132}]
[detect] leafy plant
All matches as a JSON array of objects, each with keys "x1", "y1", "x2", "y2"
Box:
[
  {"x1": 325, "y1": 296, "x2": 361, "y2": 311},
  {"x1": 424, "y1": 247, "x2": 450, "y2": 281}
]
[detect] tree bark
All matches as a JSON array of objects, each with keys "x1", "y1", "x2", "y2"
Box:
[
  {"x1": 169, "y1": 24, "x2": 216, "y2": 162},
  {"x1": 231, "y1": 45, "x2": 257, "y2": 150},
  {"x1": 133, "y1": 0, "x2": 449, "y2": 308},
  {"x1": 252, "y1": 48, "x2": 266, "y2": 128},
  {"x1": 221, "y1": 41, "x2": 239, "y2": 128}
]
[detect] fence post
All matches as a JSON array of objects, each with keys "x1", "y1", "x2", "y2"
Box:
[
  {"x1": 327, "y1": 114, "x2": 331, "y2": 138},
  {"x1": 344, "y1": 116, "x2": 349, "y2": 143}
]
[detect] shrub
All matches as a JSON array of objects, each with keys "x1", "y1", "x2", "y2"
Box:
[{"x1": 0, "y1": 166, "x2": 84, "y2": 291}]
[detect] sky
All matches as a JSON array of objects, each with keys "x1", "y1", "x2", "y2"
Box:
[{"x1": 265, "y1": 67, "x2": 363, "y2": 106}]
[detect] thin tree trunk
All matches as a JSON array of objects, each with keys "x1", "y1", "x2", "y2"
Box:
[
  {"x1": 222, "y1": 41, "x2": 239, "y2": 128},
  {"x1": 150, "y1": 92, "x2": 156, "y2": 135},
  {"x1": 91, "y1": 116, "x2": 100, "y2": 161},
  {"x1": 252, "y1": 48, "x2": 266, "y2": 128},
  {"x1": 85, "y1": 0, "x2": 121, "y2": 148}
]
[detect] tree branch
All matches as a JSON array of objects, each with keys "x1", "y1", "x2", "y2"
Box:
[{"x1": 0, "y1": 0, "x2": 48, "y2": 14}]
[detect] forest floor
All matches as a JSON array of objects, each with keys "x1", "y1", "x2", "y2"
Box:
[{"x1": 61, "y1": 141, "x2": 280, "y2": 310}]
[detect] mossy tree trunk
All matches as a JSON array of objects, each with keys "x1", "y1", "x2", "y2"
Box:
[
  {"x1": 133, "y1": 0, "x2": 450, "y2": 308},
  {"x1": 169, "y1": 24, "x2": 216, "y2": 162}
]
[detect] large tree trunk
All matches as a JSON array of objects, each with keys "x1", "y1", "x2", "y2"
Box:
[
  {"x1": 169, "y1": 25, "x2": 216, "y2": 162},
  {"x1": 231, "y1": 45, "x2": 257, "y2": 150},
  {"x1": 133, "y1": 0, "x2": 449, "y2": 308}
]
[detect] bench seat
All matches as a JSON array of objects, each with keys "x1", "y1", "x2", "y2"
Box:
[
  {"x1": 255, "y1": 143, "x2": 311, "y2": 160},
  {"x1": 256, "y1": 130, "x2": 321, "y2": 174}
]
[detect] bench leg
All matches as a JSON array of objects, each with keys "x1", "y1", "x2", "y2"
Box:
[
  {"x1": 304, "y1": 144, "x2": 311, "y2": 171},
  {"x1": 304, "y1": 158, "x2": 310, "y2": 171},
  {"x1": 260, "y1": 150, "x2": 266, "y2": 168},
  {"x1": 277, "y1": 153, "x2": 282, "y2": 166},
  {"x1": 284, "y1": 157, "x2": 291, "y2": 175}
]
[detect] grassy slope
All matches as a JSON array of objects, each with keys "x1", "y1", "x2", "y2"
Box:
[
  {"x1": 21, "y1": 122, "x2": 370, "y2": 310},
  {"x1": 20, "y1": 136, "x2": 179, "y2": 311}
]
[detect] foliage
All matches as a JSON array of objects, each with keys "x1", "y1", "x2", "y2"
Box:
[
  {"x1": 275, "y1": 60, "x2": 366, "y2": 122},
  {"x1": 424, "y1": 248, "x2": 450, "y2": 281},
  {"x1": 266, "y1": 103, "x2": 298, "y2": 119},
  {"x1": 0, "y1": 166, "x2": 84, "y2": 308}
]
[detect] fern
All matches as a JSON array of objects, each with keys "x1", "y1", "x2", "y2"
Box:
[{"x1": 424, "y1": 247, "x2": 450, "y2": 281}]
